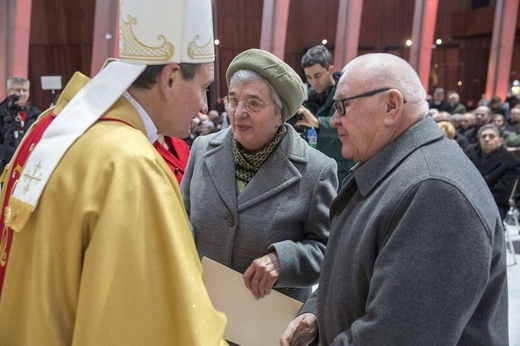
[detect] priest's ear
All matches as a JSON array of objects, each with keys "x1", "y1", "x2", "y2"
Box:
[{"x1": 160, "y1": 63, "x2": 181, "y2": 97}]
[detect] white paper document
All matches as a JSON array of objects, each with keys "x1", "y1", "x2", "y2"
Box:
[{"x1": 202, "y1": 257, "x2": 304, "y2": 346}]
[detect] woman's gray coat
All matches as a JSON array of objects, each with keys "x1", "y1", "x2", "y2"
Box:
[{"x1": 181, "y1": 125, "x2": 338, "y2": 301}]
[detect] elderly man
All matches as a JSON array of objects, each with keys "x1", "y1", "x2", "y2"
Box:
[
  {"x1": 465, "y1": 105, "x2": 493, "y2": 154},
  {"x1": 468, "y1": 124, "x2": 520, "y2": 219},
  {"x1": 445, "y1": 92, "x2": 466, "y2": 114},
  {"x1": 0, "y1": 0, "x2": 226, "y2": 344},
  {"x1": 281, "y1": 53, "x2": 507, "y2": 345},
  {"x1": 428, "y1": 87, "x2": 449, "y2": 111}
]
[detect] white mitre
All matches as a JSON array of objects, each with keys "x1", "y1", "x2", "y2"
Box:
[
  {"x1": 120, "y1": 0, "x2": 214, "y2": 64},
  {"x1": 8, "y1": 0, "x2": 214, "y2": 231}
]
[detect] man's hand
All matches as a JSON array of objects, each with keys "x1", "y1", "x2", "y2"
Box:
[
  {"x1": 243, "y1": 252, "x2": 279, "y2": 299},
  {"x1": 280, "y1": 313, "x2": 318, "y2": 346},
  {"x1": 297, "y1": 106, "x2": 320, "y2": 129}
]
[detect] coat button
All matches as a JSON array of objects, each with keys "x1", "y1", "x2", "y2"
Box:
[{"x1": 226, "y1": 214, "x2": 235, "y2": 227}]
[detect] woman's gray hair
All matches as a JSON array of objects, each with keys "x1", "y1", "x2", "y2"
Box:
[{"x1": 229, "y1": 69, "x2": 283, "y2": 114}]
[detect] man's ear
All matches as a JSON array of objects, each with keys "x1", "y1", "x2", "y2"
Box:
[
  {"x1": 160, "y1": 63, "x2": 181, "y2": 97},
  {"x1": 383, "y1": 89, "x2": 404, "y2": 126}
]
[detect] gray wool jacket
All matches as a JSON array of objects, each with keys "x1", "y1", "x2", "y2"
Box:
[
  {"x1": 302, "y1": 116, "x2": 508, "y2": 345},
  {"x1": 181, "y1": 125, "x2": 338, "y2": 301}
]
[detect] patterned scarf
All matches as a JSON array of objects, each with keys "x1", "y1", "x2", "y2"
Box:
[{"x1": 233, "y1": 125, "x2": 287, "y2": 184}]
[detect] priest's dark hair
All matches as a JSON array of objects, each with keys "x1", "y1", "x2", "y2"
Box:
[{"x1": 131, "y1": 63, "x2": 202, "y2": 89}]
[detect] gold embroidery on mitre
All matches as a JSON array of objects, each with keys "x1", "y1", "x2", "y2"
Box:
[
  {"x1": 120, "y1": 14, "x2": 174, "y2": 61},
  {"x1": 187, "y1": 20, "x2": 215, "y2": 60}
]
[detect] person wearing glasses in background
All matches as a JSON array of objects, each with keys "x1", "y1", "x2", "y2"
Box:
[
  {"x1": 0, "y1": 76, "x2": 41, "y2": 171},
  {"x1": 281, "y1": 53, "x2": 507, "y2": 345},
  {"x1": 181, "y1": 49, "x2": 337, "y2": 304}
]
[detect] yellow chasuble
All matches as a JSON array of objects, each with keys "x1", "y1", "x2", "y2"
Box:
[{"x1": 0, "y1": 73, "x2": 227, "y2": 345}]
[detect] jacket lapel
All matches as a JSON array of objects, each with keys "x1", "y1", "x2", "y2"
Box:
[
  {"x1": 236, "y1": 126, "x2": 305, "y2": 211},
  {"x1": 203, "y1": 130, "x2": 239, "y2": 212}
]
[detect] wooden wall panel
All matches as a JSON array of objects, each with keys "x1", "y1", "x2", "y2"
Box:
[
  {"x1": 215, "y1": 0, "x2": 263, "y2": 100},
  {"x1": 512, "y1": 36, "x2": 520, "y2": 84},
  {"x1": 284, "y1": 0, "x2": 339, "y2": 78},
  {"x1": 28, "y1": 0, "x2": 95, "y2": 110},
  {"x1": 458, "y1": 37, "x2": 491, "y2": 108},
  {"x1": 24, "y1": 0, "x2": 518, "y2": 111},
  {"x1": 360, "y1": 0, "x2": 415, "y2": 52}
]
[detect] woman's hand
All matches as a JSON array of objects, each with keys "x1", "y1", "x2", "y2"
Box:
[{"x1": 243, "y1": 252, "x2": 279, "y2": 299}]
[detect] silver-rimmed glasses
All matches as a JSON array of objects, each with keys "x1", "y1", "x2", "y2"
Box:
[{"x1": 223, "y1": 96, "x2": 275, "y2": 113}]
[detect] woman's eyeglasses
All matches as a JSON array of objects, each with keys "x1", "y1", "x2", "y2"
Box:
[{"x1": 223, "y1": 96, "x2": 275, "y2": 113}]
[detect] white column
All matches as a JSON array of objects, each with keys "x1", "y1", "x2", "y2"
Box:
[
  {"x1": 90, "y1": 0, "x2": 119, "y2": 77},
  {"x1": 0, "y1": 0, "x2": 33, "y2": 96},
  {"x1": 485, "y1": 0, "x2": 519, "y2": 100},
  {"x1": 333, "y1": 0, "x2": 363, "y2": 71},
  {"x1": 409, "y1": 0, "x2": 439, "y2": 93},
  {"x1": 259, "y1": 0, "x2": 290, "y2": 59}
]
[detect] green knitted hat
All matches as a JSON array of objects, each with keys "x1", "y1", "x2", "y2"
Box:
[{"x1": 226, "y1": 48, "x2": 306, "y2": 122}]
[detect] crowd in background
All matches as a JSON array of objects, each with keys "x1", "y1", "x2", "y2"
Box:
[
  {"x1": 187, "y1": 85, "x2": 520, "y2": 156},
  {"x1": 427, "y1": 87, "x2": 520, "y2": 221}
]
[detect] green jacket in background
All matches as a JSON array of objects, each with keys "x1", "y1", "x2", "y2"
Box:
[{"x1": 303, "y1": 72, "x2": 356, "y2": 188}]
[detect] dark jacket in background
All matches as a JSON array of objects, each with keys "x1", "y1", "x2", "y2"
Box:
[
  {"x1": 0, "y1": 98, "x2": 41, "y2": 171},
  {"x1": 468, "y1": 145, "x2": 520, "y2": 219},
  {"x1": 428, "y1": 99, "x2": 449, "y2": 112}
]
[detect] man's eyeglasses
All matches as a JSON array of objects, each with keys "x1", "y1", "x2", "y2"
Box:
[
  {"x1": 333, "y1": 88, "x2": 407, "y2": 116},
  {"x1": 223, "y1": 96, "x2": 275, "y2": 113}
]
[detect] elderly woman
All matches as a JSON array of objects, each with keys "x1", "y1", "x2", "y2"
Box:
[{"x1": 181, "y1": 49, "x2": 338, "y2": 302}]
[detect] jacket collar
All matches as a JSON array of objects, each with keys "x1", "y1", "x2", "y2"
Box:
[
  {"x1": 204, "y1": 124, "x2": 308, "y2": 211},
  {"x1": 345, "y1": 116, "x2": 444, "y2": 197}
]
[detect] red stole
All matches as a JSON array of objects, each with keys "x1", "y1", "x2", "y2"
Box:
[
  {"x1": 0, "y1": 113, "x2": 55, "y2": 298},
  {"x1": 153, "y1": 137, "x2": 190, "y2": 184}
]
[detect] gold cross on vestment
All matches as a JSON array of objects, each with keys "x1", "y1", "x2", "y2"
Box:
[{"x1": 23, "y1": 161, "x2": 42, "y2": 193}]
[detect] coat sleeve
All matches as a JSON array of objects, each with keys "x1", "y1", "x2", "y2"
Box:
[
  {"x1": 316, "y1": 108, "x2": 337, "y2": 140},
  {"x1": 72, "y1": 153, "x2": 227, "y2": 345},
  {"x1": 331, "y1": 180, "x2": 507, "y2": 345},
  {"x1": 268, "y1": 157, "x2": 338, "y2": 287}
]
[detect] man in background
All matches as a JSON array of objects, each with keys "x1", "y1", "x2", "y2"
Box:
[
  {"x1": 468, "y1": 123, "x2": 520, "y2": 219},
  {"x1": 428, "y1": 87, "x2": 449, "y2": 111},
  {"x1": 445, "y1": 92, "x2": 466, "y2": 115},
  {"x1": 0, "y1": 76, "x2": 41, "y2": 171},
  {"x1": 297, "y1": 45, "x2": 355, "y2": 187}
]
